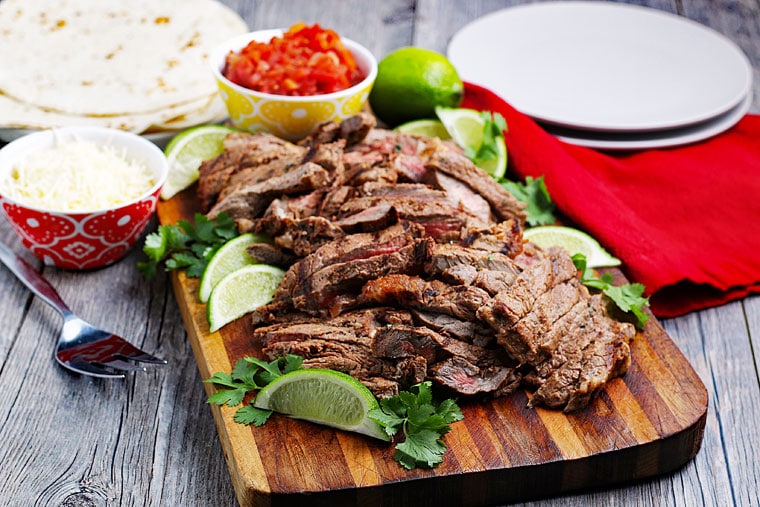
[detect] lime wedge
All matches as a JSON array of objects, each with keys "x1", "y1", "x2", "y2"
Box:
[
  {"x1": 434, "y1": 106, "x2": 507, "y2": 179},
  {"x1": 198, "y1": 233, "x2": 270, "y2": 303},
  {"x1": 523, "y1": 225, "x2": 622, "y2": 268},
  {"x1": 161, "y1": 125, "x2": 238, "y2": 200},
  {"x1": 206, "y1": 264, "x2": 285, "y2": 332},
  {"x1": 395, "y1": 119, "x2": 452, "y2": 140},
  {"x1": 254, "y1": 368, "x2": 390, "y2": 441}
]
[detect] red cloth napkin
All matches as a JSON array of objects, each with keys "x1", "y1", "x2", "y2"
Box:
[{"x1": 462, "y1": 82, "x2": 760, "y2": 317}]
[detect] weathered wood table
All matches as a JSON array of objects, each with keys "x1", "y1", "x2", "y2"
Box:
[{"x1": 1, "y1": 1, "x2": 758, "y2": 505}]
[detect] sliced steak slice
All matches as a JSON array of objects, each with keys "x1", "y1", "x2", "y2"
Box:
[
  {"x1": 247, "y1": 243, "x2": 296, "y2": 268},
  {"x1": 424, "y1": 242, "x2": 520, "y2": 278},
  {"x1": 303, "y1": 139, "x2": 345, "y2": 177},
  {"x1": 411, "y1": 310, "x2": 494, "y2": 348},
  {"x1": 298, "y1": 113, "x2": 376, "y2": 147},
  {"x1": 527, "y1": 295, "x2": 634, "y2": 411},
  {"x1": 291, "y1": 239, "x2": 431, "y2": 316},
  {"x1": 371, "y1": 324, "x2": 486, "y2": 364},
  {"x1": 478, "y1": 248, "x2": 578, "y2": 330},
  {"x1": 333, "y1": 202, "x2": 398, "y2": 233},
  {"x1": 197, "y1": 132, "x2": 306, "y2": 212},
  {"x1": 460, "y1": 219, "x2": 524, "y2": 258},
  {"x1": 427, "y1": 145, "x2": 527, "y2": 223},
  {"x1": 278, "y1": 221, "x2": 425, "y2": 298},
  {"x1": 339, "y1": 112, "x2": 376, "y2": 146},
  {"x1": 425, "y1": 170, "x2": 494, "y2": 224},
  {"x1": 256, "y1": 322, "x2": 373, "y2": 348},
  {"x1": 496, "y1": 279, "x2": 587, "y2": 365},
  {"x1": 208, "y1": 162, "x2": 331, "y2": 220},
  {"x1": 430, "y1": 356, "x2": 521, "y2": 397},
  {"x1": 318, "y1": 185, "x2": 354, "y2": 218},
  {"x1": 359, "y1": 274, "x2": 491, "y2": 322}
]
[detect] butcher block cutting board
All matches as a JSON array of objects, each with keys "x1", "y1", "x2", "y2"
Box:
[{"x1": 158, "y1": 188, "x2": 708, "y2": 507}]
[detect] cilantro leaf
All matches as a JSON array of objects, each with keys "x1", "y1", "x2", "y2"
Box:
[
  {"x1": 572, "y1": 254, "x2": 650, "y2": 329},
  {"x1": 138, "y1": 212, "x2": 239, "y2": 280},
  {"x1": 207, "y1": 387, "x2": 248, "y2": 407},
  {"x1": 470, "y1": 111, "x2": 507, "y2": 167},
  {"x1": 234, "y1": 405, "x2": 273, "y2": 426},
  {"x1": 204, "y1": 355, "x2": 304, "y2": 425},
  {"x1": 368, "y1": 381, "x2": 463, "y2": 470},
  {"x1": 395, "y1": 429, "x2": 448, "y2": 470},
  {"x1": 500, "y1": 175, "x2": 557, "y2": 226}
]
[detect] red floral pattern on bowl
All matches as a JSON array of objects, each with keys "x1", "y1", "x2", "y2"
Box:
[
  {"x1": 0, "y1": 191, "x2": 160, "y2": 269},
  {"x1": 0, "y1": 127, "x2": 168, "y2": 270}
]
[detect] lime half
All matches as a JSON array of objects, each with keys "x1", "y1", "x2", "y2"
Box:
[
  {"x1": 161, "y1": 125, "x2": 237, "y2": 200},
  {"x1": 198, "y1": 233, "x2": 270, "y2": 303},
  {"x1": 523, "y1": 225, "x2": 622, "y2": 268},
  {"x1": 395, "y1": 119, "x2": 452, "y2": 140},
  {"x1": 206, "y1": 264, "x2": 285, "y2": 332},
  {"x1": 434, "y1": 107, "x2": 507, "y2": 179},
  {"x1": 254, "y1": 368, "x2": 390, "y2": 441}
]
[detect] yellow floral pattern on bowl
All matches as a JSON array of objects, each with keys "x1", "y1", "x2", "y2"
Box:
[{"x1": 217, "y1": 80, "x2": 373, "y2": 141}]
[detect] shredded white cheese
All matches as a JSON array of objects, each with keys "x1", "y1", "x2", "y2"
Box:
[{"x1": 3, "y1": 139, "x2": 156, "y2": 212}]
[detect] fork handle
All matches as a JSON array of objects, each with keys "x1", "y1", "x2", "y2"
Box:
[{"x1": 0, "y1": 242, "x2": 72, "y2": 318}]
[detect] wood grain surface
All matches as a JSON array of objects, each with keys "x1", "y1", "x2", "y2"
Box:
[
  {"x1": 1, "y1": 1, "x2": 759, "y2": 506},
  {"x1": 158, "y1": 181, "x2": 708, "y2": 506}
]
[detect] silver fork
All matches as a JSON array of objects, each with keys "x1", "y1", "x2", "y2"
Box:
[{"x1": 0, "y1": 241, "x2": 167, "y2": 378}]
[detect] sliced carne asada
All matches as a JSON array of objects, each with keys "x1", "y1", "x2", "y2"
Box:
[
  {"x1": 427, "y1": 145, "x2": 527, "y2": 223},
  {"x1": 424, "y1": 170, "x2": 494, "y2": 224},
  {"x1": 195, "y1": 115, "x2": 634, "y2": 411},
  {"x1": 430, "y1": 356, "x2": 522, "y2": 397},
  {"x1": 460, "y1": 219, "x2": 524, "y2": 258},
  {"x1": 291, "y1": 239, "x2": 431, "y2": 316},
  {"x1": 198, "y1": 132, "x2": 308, "y2": 212},
  {"x1": 208, "y1": 162, "x2": 331, "y2": 220},
  {"x1": 360, "y1": 274, "x2": 491, "y2": 322},
  {"x1": 411, "y1": 310, "x2": 494, "y2": 348},
  {"x1": 246, "y1": 243, "x2": 296, "y2": 268}
]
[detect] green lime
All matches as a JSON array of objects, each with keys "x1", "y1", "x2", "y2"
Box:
[
  {"x1": 198, "y1": 233, "x2": 270, "y2": 303},
  {"x1": 523, "y1": 226, "x2": 622, "y2": 268},
  {"x1": 435, "y1": 106, "x2": 508, "y2": 179},
  {"x1": 253, "y1": 368, "x2": 390, "y2": 441},
  {"x1": 206, "y1": 264, "x2": 285, "y2": 332},
  {"x1": 161, "y1": 125, "x2": 238, "y2": 200},
  {"x1": 395, "y1": 119, "x2": 452, "y2": 140},
  {"x1": 369, "y1": 47, "x2": 463, "y2": 127}
]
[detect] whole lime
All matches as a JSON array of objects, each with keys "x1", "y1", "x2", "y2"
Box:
[{"x1": 369, "y1": 47, "x2": 464, "y2": 127}]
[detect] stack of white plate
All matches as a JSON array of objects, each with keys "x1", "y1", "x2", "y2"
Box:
[{"x1": 447, "y1": 2, "x2": 753, "y2": 150}]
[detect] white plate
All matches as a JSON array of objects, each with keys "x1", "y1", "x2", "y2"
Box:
[
  {"x1": 448, "y1": 1, "x2": 753, "y2": 132},
  {"x1": 544, "y1": 90, "x2": 751, "y2": 150}
]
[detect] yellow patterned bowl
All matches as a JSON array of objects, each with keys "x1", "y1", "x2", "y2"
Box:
[{"x1": 211, "y1": 29, "x2": 377, "y2": 141}]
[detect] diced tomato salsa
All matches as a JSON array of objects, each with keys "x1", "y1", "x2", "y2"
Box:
[{"x1": 223, "y1": 23, "x2": 366, "y2": 96}]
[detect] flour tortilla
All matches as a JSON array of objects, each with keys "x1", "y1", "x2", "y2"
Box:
[
  {"x1": 0, "y1": 92, "x2": 227, "y2": 133},
  {"x1": 0, "y1": 0, "x2": 247, "y2": 117}
]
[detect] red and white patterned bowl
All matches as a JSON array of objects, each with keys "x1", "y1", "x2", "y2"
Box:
[{"x1": 0, "y1": 127, "x2": 168, "y2": 270}]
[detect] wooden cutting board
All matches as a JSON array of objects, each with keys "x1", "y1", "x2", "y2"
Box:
[{"x1": 158, "y1": 188, "x2": 708, "y2": 507}]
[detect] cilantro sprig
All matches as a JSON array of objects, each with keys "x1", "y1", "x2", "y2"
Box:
[
  {"x1": 500, "y1": 175, "x2": 557, "y2": 226},
  {"x1": 204, "y1": 354, "x2": 303, "y2": 426},
  {"x1": 369, "y1": 381, "x2": 463, "y2": 470},
  {"x1": 467, "y1": 111, "x2": 508, "y2": 168},
  {"x1": 573, "y1": 254, "x2": 650, "y2": 329},
  {"x1": 137, "y1": 212, "x2": 238, "y2": 279}
]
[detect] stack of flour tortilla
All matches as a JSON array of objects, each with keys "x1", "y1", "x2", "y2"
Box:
[{"x1": 0, "y1": 0, "x2": 248, "y2": 137}]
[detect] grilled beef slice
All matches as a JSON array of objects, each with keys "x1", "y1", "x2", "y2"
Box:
[
  {"x1": 198, "y1": 132, "x2": 307, "y2": 212},
  {"x1": 426, "y1": 145, "x2": 527, "y2": 223},
  {"x1": 359, "y1": 274, "x2": 491, "y2": 322},
  {"x1": 208, "y1": 162, "x2": 331, "y2": 220}
]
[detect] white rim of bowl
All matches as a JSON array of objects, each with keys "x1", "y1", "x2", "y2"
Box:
[
  {"x1": 0, "y1": 126, "x2": 169, "y2": 215},
  {"x1": 210, "y1": 29, "x2": 378, "y2": 101}
]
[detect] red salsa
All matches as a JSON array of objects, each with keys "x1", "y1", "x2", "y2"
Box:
[{"x1": 223, "y1": 23, "x2": 366, "y2": 96}]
